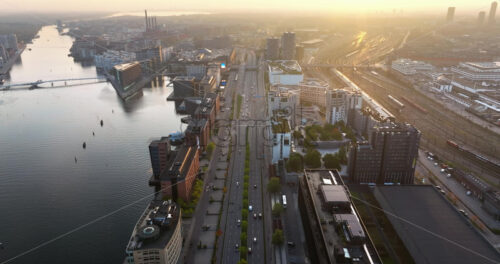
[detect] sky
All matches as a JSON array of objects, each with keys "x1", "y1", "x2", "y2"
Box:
[{"x1": 0, "y1": 0, "x2": 496, "y2": 14}]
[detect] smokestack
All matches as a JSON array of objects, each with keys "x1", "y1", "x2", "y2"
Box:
[{"x1": 145, "y1": 10, "x2": 149, "y2": 31}]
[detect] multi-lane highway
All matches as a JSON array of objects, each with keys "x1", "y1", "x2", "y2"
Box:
[{"x1": 217, "y1": 49, "x2": 271, "y2": 264}]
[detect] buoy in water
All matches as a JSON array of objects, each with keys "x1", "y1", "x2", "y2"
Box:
[
  {"x1": 100, "y1": 120, "x2": 103, "y2": 127},
  {"x1": 83, "y1": 142, "x2": 86, "y2": 149},
  {"x1": 74, "y1": 156, "x2": 78, "y2": 163},
  {"x1": 92, "y1": 131, "x2": 95, "y2": 136}
]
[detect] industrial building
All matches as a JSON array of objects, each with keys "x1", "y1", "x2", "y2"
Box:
[
  {"x1": 451, "y1": 62, "x2": 500, "y2": 82},
  {"x1": 298, "y1": 169, "x2": 381, "y2": 264},
  {"x1": 125, "y1": 199, "x2": 182, "y2": 264},
  {"x1": 149, "y1": 137, "x2": 174, "y2": 181},
  {"x1": 348, "y1": 122, "x2": 420, "y2": 184},
  {"x1": 94, "y1": 50, "x2": 136, "y2": 72},
  {"x1": 374, "y1": 185, "x2": 500, "y2": 264}
]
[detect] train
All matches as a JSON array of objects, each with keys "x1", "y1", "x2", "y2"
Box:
[
  {"x1": 387, "y1": 95, "x2": 405, "y2": 111},
  {"x1": 400, "y1": 96, "x2": 428, "y2": 114},
  {"x1": 446, "y1": 140, "x2": 500, "y2": 172}
]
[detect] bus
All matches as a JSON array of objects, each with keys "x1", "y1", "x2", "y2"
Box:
[
  {"x1": 235, "y1": 74, "x2": 238, "y2": 81},
  {"x1": 282, "y1": 195, "x2": 287, "y2": 209}
]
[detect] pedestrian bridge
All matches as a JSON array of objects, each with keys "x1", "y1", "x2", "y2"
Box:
[{"x1": 0, "y1": 77, "x2": 107, "y2": 90}]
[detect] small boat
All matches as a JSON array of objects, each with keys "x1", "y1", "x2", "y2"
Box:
[
  {"x1": 100, "y1": 120, "x2": 103, "y2": 127},
  {"x1": 83, "y1": 142, "x2": 86, "y2": 149},
  {"x1": 28, "y1": 48, "x2": 32, "y2": 51},
  {"x1": 92, "y1": 131, "x2": 95, "y2": 136},
  {"x1": 74, "y1": 156, "x2": 78, "y2": 163}
]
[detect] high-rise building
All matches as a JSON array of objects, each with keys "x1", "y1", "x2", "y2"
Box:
[
  {"x1": 348, "y1": 122, "x2": 420, "y2": 184},
  {"x1": 149, "y1": 137, "x2": 173, "y2": 180},
  {"x1": 478, "y1": 11, "x2": 486, "y2": 25},
  {"x1": 266, "y1": 38, "x2": 280, "y2": 60},
  {"x1": 325, "y1": 90, "x2": 363, "y2": 125},
  {"x1": 295, "y1": 45, "x2": 304, "y2": 62},
  {"x1": 446, "y1": 7, "x2": 456, "y2": 23},
  {"x1": 281, "y1": 32, "x2": 296, "y2": 60},
  {"x1": 489, "y1": 1, "x2": 498, "y2": 25}
]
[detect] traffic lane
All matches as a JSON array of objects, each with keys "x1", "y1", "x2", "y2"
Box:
[{"x1": 225, "y1": 143, "x2": 244, "y2": 263}]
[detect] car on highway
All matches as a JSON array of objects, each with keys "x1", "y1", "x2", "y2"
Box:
[
  {"x1": 287, "y1": 241, "x2": 295, "y2": 247},
  {"x1": 248, "y1": 205, "x2": 253, "y2": 211},
  {"x1": 440, "y1": 190, "x2": 446, "y2": 195},
  {"x1": 258, "y1": 213, "x2": 262, "y2": 218},
  {"x1": 253, "y1": 213, "x2": 257, "y2": 219},
  {"x1": 253, "y1": 184, "x2": 257, "y2": 189},
  {"x1": 248, "y1": 247, "x2": 252, "y2": 254},
  {"x1": 237, "y1": 219, "x2": 241, "y2": 226},
  {"x1": 253, "y1": 237, "x2": 257, "y2": 243},
  {"x1": 235, "y1": 244, "x2": 239, "y2": 250},
  {"x1": 459, "y1": 209, "x2": 469, "y2": 217}
]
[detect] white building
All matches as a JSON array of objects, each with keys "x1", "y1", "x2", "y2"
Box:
[
  {"x1": 268, "y1": 88, "x2": 300, "y2": 127},
  {"x1": 297, "y1": 79, "x2": 328, "y2": 107},
  {"x1": 451, "y1": 62, "x2": 500, "y2": 81},
  {"x1": 268, "y1": 60, "x2": 303, "y2": 85},
  {"x1": 325, "y1": 89, "x2": 363, "y2": 125},
  {"x1": 94, "y1": 50, "x2": 136, "y2": 72},
  {"x1": 391, "y1": 58, "x2": 434, "y2": 75}
]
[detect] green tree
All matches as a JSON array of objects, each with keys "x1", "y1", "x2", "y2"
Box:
[
  {"x1": 272, "y1": 229, "x2": 284, "y2": 245},
  {"x1": 267, "y1": 177, "x2": 281, "y2": 193},
  {"x1": 338, "y1": 146, "x2": 348, "y2": 164},
  {"x1": 206, "y1": 142, "x2": 215, "y2": 158},
  {"x1": 241, "y1": 220, "x2": 248, "y2": 232},
  {"x1": 242, "y1": 209, "x2": 248, "y2": 219},
  {"x1": 286, "y1": 153, "x2": 303, "y2": 172},
  {"x1": 304, "y1": 149, "x2": 321, "y2": 168},
  {"x1": 272, "y1": 203, "x2": 284, "y2": 217},
  {"x1": 323, "y1": 153, "x2": 341, "y2": 170},
  {"x1": 293, "y1": 130, "x2": 302, "y2": 139},
  {"x1": 238, "y1": 258, "x2": 248, "y2": 264},
  {"x1": 240, "y1": 232, "x2": 247, "y2": 246},
  {"x1": 332, "y1": 128, "x2": 343, "y2": 141}
]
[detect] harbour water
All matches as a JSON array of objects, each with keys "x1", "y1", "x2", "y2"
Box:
[{"x1": 0, "y1": 25, "x2": 181, "y2": 264}]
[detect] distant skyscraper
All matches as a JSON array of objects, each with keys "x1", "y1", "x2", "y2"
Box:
[
  {"x1": 489, "y1": 1, "x2": 498, "y2": 25},
  {"x1": 478, "y1": 11, "x2": 486, "y2": 25},
  {"x1": 281, "y1": 32, "x2": 296, "y2": 60},
  {"x1": 266, "y1": 38, "x2": 280, "y2": 60},
  {"x1": 446, "y1": 7, "x2": 456, "y2": 23}
]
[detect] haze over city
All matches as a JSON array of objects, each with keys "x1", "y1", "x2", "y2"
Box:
[{"x1": 0, "y1": 1, "x2": 499, "y2": 264}]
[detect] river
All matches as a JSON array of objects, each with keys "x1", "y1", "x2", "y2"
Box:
[{"x1": 0, "y1": 25, "x2": 182, "y2": 264}]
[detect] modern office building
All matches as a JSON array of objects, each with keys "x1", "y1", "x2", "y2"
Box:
[
  {"x1": 160, "y1": 145, "x2": 200, "y2": 201},
  {"x1": 149, "y1": 137, "x2": 173, "y2": 180},
  {"x1": 266, "y1": 37, "x2": 280, "y2": 60},
  {"x1": 325, "y1": 89, "x2": 363, "y2": 125},
  {"x1": 125, "y1": 199, "x2": 182, "y2": 264},
  {"x1": 489, "y1": 1, "x2": 498, "y2": 25},
  {"x1": 113, "y1": 62, "x2": 142, "y2": 89},
  {"x1": 281, "y1": 32, "x2": 296, "y2": 60},
  {"x1": 297, "y1": 79, "x2": 328, "y2": 107},
  {"x1": 451, "y1": 62, "x2": 500, "y2": 81},
  {"x1": 268, "y1": 60, "x2": 303, "y2": 85},
  {"x1": 391, "y1": 58, "x2": 434, "y2": 75},
  {"x1": 94, "y1": 50, "x2": 136, "y2": 72},
  {"x1": 295, "y1": 45, "x2": 304, "y2": 62},
  {"x1": 478, "y1": 11, "x2": 486, "y2": 25},
  {"x1": 446, "y1": 7, "x2": 456, "y2": 23},
  {"x1": 348, "y1": 122, "x2": 420, "y2": 184}
]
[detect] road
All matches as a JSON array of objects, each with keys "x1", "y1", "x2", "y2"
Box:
[
  {"x1": 416, "y1": 150, "x2": 500, "y2": 249},
  {"x1": 218, "y1": 49, "x2": 271, "y2": 264}
]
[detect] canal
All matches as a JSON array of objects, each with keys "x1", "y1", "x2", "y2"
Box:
[{"x1": 0, "y1": 25, "x2": 181, "y2": 264}]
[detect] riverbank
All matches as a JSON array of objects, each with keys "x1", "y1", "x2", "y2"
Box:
[{"x1": 0, "y1": 46, "x2": 25, "y2": 75}]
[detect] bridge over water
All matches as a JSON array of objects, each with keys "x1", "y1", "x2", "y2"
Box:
[{"x1": 0, "y1": 77, "x2": 107, "y2": 90}]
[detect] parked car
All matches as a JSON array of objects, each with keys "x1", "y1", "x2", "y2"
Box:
[{"x1": 287, "y1": 241, "x2": 295, "y2": 247}]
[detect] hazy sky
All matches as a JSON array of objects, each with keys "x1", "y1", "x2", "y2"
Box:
[{"x1": 0, "y1": 0, "x2": 495, "y2": 14}]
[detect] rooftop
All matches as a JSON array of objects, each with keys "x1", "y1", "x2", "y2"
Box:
[
  {"x1": 113, "y1": 61, "x2": 139, "y2": 71},
  {"x1": 126, "y1": 199, "x2": 180, "y2": 252},
  {"x1": 374, "y1": 185, "x2": 500, "y2": 264},
  {"x1": 269, "y1": 60, "x2": 302, "y2": 75},
  {"x1": 320, "y1": 185, "x2": 350, "y2": 204},
  {"x1": 162, "y1": 145, "x2": 198, "y2": 181}
]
